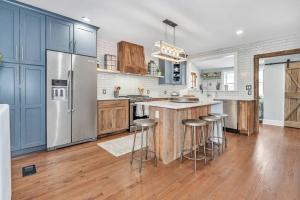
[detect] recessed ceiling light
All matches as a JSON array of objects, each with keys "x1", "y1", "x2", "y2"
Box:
[
  {"x1": 82, "y1": 17, "x2": 91, "y2": 22},
  {"x1": 236, "y1": 29, "x2": 244, "y2": 36}
]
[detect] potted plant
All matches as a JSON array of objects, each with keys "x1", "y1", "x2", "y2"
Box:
[
  {"x1": 114, "y1": 86, "x2": 121, "y2": 98},
  {"x1": 156, "y1": 67, "x2": 161, "y2": 76},
  {"x1": 0, "y1": 52, "x2": 3, "y2": 64}
]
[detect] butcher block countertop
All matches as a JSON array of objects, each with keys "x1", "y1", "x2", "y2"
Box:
[{"x1": 136, "y1": 100, "x2": 222, "y2": 109}]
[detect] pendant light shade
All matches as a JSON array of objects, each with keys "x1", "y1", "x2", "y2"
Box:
[{"x1": 152, "y1": 19, "x2": 187, "y2": 62}]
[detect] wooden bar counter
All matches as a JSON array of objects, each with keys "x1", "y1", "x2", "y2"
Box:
[{"x1": 136, "y1": 100, "x2": 222, "y2": 164}]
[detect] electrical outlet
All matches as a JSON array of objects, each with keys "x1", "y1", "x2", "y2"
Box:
[
  {"x1": 155, "y1": 110, "x2": 159, "y2": 118},
  {"x1": 164, "y1": 90, "x2": 167, "y2": 95},
  {"x1": 147, "y1": 90, "x2": 150, "y2": 94},
  {"x1": 102, "y1": 89, "x2": 106, "y2": 94}
]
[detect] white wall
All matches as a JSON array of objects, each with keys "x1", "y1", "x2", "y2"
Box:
[
  {"x1": 96, "y1": 37, "x2": 187, "y2": 99},
  {"x1": 96, "y1": 33, "x2": 300, "y2": 100},
  {"x1": 189, "y1": 33, "x2": 300, "y2": 99},
  {"x1": 263, "y1": 64, "x2": 285, "y2": 126}
]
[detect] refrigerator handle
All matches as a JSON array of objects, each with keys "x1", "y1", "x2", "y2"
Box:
[
  {"x1": 71, "y1": 70, "x2": 76, "y2": 112},
  {"x1": 67, "y1": 70, "x2": 72, "y2": 113}
]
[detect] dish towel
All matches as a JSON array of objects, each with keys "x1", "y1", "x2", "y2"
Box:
[
  {"x1": 135, "y1": 104, "x2": 144, "y2": 117},
  {"x1": 143, "y1": 105, "x2": 149, "y2": 116}
]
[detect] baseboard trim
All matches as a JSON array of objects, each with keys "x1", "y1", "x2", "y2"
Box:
[{"x1": 263, "y1": 119, "x2": 284, "y2": 127}]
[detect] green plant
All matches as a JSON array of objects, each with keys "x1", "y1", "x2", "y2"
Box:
[
  {"x1": 0, "y1": 52, "x2": 3, "y2": 64},
  {"x1": 156, "y1": 68, "x2": 161, "y2": 73}
]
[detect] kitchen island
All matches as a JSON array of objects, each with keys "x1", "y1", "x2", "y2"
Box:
[{"x1": 136, "y1": 100, "x2": 222, "y2": 164}]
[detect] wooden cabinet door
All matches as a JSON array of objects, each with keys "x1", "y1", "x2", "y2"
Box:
[
  {"x1": 0, "y1": 2, "x2": 19, "y2": 63},
  {"x1": 74, "y1": 24, "x2": 97, "y2": 57},
  {"x1": 20, "y1": 9, "x2": 45, "y2": 65},
  {"x1": 98, "y1": 108, "x2": 114, "y2": 134},
  {"x1": 0, "y1": 63, "x2": 20, "y2": 151},
  {"x1": 239, "y1": 101, "x2": 255, "y2": 135},
  {"x1": 20, "y1": 65, "x2": 45, "y2": 149},
  {"x1": 114, "y1": 107, "x2": 129, "y2": 130},
  {"x1": 46, "y1": 16, "x2": 74, "y2": 53}
]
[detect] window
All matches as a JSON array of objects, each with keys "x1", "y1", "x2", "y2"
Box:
[
  {"x1": 191, "y1": 72, "x2": 197, "y2": 88},
  {"x1": 224, "y1": 71, "x2": 235, "y2": 91}
]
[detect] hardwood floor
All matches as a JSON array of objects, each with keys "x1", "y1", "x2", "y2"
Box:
[{"x1": 12, "y1": 125, "x2": 300, "y2": 200}]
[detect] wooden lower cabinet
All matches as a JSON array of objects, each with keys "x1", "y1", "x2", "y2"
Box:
[
  {"x1": 97, "y1": 100, "x2": 129, "y2": 136},
  {"x1": 239, "y1": 100, "x2": 255, "y2": 135}
]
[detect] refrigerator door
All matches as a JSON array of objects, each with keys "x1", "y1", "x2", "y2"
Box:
[
  {"x1": 47, "y1": 50, "x2": 72, "y2": 149},
  {"x1": 71, "y1": 54, "x2": 97, "y2": 142}
]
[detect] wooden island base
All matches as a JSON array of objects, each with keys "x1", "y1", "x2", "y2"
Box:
[{"x1": 149, "y1": 105, "x2": 211, "y2": 164}]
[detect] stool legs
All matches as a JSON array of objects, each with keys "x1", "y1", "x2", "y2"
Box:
[
  {"x1": 130, "y1": 128, "x2": 137, "y2": 165},
  {"x1": 201, "y1": 126, "x2": 207, "y2": 165},
  {"x1": 153, "y1": 127, "x2": 157, "y2": 167},
  {"x1": 193, "y1": 126, "x2": 197, "y2": 172},
  {"x1": 139, "y1": 127, "x2": 144, "y2": 173},
  {"x1": 181, "y1": 125, "x2": 187, "y2": 162}
]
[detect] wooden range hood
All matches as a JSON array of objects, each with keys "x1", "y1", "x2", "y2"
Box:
[{"x1": 117, "y1": 41, "x2": 147, "y2": 75}]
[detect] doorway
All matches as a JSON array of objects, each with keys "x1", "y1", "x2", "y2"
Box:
[{"x1": 254, "y1": 49, "x2": 300, "y2": 130}]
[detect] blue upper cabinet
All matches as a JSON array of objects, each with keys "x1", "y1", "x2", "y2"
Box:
[
  {"x1": 20, "y1": 65, "x2": 45, "y2": 149},
  {"x1": 0, "y1": 63, "x2": 21, "y2": 151},
  {"x1": 74, "y1": 24, "x2": 97, "y2": 57},
  {"x1": 0, "y1": 2, "x2": 19, "y2": 63},
  {"x1": 20, "y1": 9, "x2": 45, "y2": 66},
  {"x1": 46, "y1": 17, "x2": 74, "y2": 53}
]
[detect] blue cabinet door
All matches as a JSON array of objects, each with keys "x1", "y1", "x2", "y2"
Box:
[
  {"x1": 74, "y1": 24, "x2": 97, "y2": 57},
  {"x1": 20, "y1": 65, "x2": 45, "y2": 149},
  {"x1": 20, "y1": 9, "x2": 45, "y2": 66},
  {"x1": 0, "y1": 63, "x2": 21, "y2": 151},
  {"x1": 0, "y1": 2, "x2": 19, "y2": 63},
  {"x1": 46, "y1": 17, "x2": 74, "y2": 53}
]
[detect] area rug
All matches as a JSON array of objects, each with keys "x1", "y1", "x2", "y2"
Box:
[{"x1": 97, "y1": 132, "x2": 147, "y2": 157}]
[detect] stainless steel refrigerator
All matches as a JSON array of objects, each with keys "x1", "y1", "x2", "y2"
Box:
[{"x1": 46, "y1": 50, "x2": 97, "y2": 150}]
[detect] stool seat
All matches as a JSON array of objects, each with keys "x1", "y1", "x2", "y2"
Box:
[
  {"x1": 202, "y1": 116, "x2": 221, "y2": 122},
  {"x1": 182, "y1": 119, "x2": 206, "y2": 127},
  {"x1": 209, "y1": 113, "x2": 228, "y2": 118},
  {"x1": 134, "y1": 119, "x2": 157, "y2": 127}
]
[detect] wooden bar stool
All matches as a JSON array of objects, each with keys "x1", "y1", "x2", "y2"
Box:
[
  {"x1": 181, "y1": 119, "x2": 207, "y2": 172},
  {"x1": 130, "y1": 119, "x2": 157, "y2": 173},
  {"x1": 209, "y1": 113, "x2": 228, "y2": 151}
]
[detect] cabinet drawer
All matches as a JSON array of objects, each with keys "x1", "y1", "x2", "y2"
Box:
[{"x1": 98, "y1": 100, "x2": 128, "y2": 108}]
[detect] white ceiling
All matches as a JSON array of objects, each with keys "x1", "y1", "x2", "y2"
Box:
[{"x1": 19, "y1": 0, "x2": 300, "y2": 56}]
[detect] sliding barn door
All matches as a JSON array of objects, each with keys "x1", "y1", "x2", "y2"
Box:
[{"x1": 285, "y1": 61, "x2": 300, "y2": 128}]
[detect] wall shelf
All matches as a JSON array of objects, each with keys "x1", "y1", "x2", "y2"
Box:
[{"x1": 97, "y1": 68, "x2": 164, "y2": 78}]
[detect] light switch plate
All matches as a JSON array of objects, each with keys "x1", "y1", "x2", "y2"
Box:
[{"x1": 155, "y1": 110, "x2": 159, "y2": 118}]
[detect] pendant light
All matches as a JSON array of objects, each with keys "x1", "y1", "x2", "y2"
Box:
[{"x1": 151, "y1": 19, "x2": 187, "y2": 63}]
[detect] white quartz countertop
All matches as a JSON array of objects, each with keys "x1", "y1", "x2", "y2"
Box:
[
  {"x1": 98, "y1": 97, "x2": 129, "y2": 101},
  {"x1": 136, "y1": 100, "x2": 222, "y2": 109},
  {"x1": 214, "y1": 98, "x2": 255, "y2": 101}
]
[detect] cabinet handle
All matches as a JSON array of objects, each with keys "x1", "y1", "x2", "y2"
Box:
[
  {"x1": 15, "y1": 45, "x2": 18, "y2": 59},
  {"x1": 21, "y1": 46, "x2": 24, "y2": 61}
]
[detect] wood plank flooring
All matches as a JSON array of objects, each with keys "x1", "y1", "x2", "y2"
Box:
[{"x1": 11, "y1": 125, "x2": 300, "y2": 200}]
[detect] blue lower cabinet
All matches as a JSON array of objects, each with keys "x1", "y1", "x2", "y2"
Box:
[
  {"x1": 0, "y1": 63, "x2": 21, "y2": 151},
  {"x1": 20, "y1": 65, "x2": 45, "y2": 149}
]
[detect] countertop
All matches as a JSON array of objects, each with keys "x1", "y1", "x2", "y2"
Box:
[
  {"x1": 136, "y1": 100, "x2": 222, "y2": 109},
  {"x1": 214, "y1": 98, "x2": 255, "y2": 101},
  {"x1": 98, "y1": 97, "x2": 129, "y2": 101}
]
